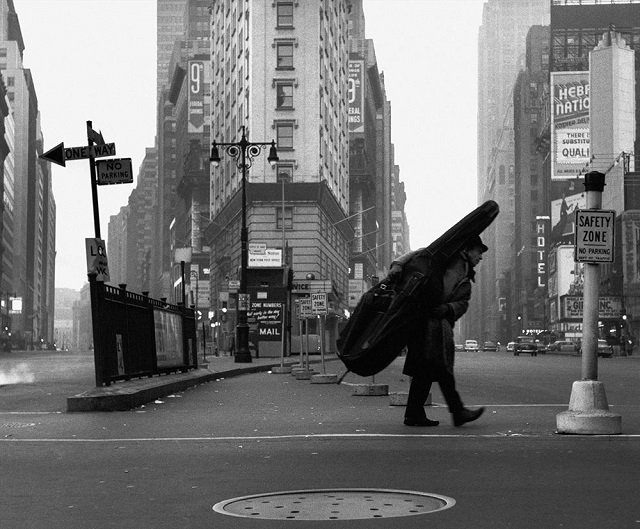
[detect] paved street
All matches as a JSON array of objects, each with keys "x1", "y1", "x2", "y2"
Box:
[{"x1": 1, "y1": 349, "x2": 639, "y2": 528}]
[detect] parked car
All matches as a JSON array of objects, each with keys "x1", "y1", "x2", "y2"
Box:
[
  {"x1": 464, "y1": 340, "x2": 479, "y2": 352},
  {"x1": 597, "y1": 339, "x2": 613, "y2": 358},
  {"x1": 482, "y1": 341, "x2": 498, "y2": 352},
  {"x1": 513, "y1": 335, "x2": 537, "y2": 356},
  {"x1": 506, "y1": 341, "x2": 515, "y2": 353},
  {"x1": 548, "y1": 340, "x2": 580, "y2": 354}
]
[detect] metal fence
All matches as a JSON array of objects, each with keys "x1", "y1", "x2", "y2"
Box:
[{"x1": 89, "y1": 276, "x2": 197, "y2": 386}]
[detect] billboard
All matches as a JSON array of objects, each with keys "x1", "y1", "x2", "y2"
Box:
[
  {"x1": 348, "y1": 60, "x2": 364, "y2": 133},
  {"x1": 561, "y1": 295, "x2": 623, "y2": 320},
  {"x1": 188, "y1": 60, "x2": 205, "y2": 134},
  {"x1": 551, "y1": 190, "x2": 586, "y2": 241},
  {"x1": 549, "y1": 245, "x2": 583, "y2": 300},
  {"x1": 551, "y1": 71, "x2": 590, "y2": 180}
]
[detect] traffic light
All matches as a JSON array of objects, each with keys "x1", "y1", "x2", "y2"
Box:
[{"x1": 220, "y1": 301, "x2": 228, "y2": 322}]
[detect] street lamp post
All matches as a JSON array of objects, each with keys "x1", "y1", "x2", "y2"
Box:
[{"x1": 210, "y1": 126, "x2": 278, "y2": 363}]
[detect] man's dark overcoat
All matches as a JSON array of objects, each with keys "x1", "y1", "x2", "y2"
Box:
[{"x1": 396, "y1": 252, "x2": 473, "y2": 376}]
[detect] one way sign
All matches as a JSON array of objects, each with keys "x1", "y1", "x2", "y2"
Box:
[
  {"x1": 40, "y1": 142, "x2": 116, "y2": 167},
  {"x1": 86, "y1": 238, "x2": 110, "y2": 282}
]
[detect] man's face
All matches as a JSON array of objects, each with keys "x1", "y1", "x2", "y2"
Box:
[{"x1": 465, "y1": 246, "x2": 485, "y2": 266}]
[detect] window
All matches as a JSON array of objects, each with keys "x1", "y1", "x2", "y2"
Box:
[
  {"x1": 276, "y1": 42, "x2": 294, "y2": 69},
  {"x1": 276, "y1": 3, "x2": 293, "y2": 27},
  {"x1": 276, "y1": 82, "x2": 293, "y2": 109},
  {"x1": 276, "y1": 122, "x2": 294, "y2": 149},
  {"x1": 277, "y1": 164, "x2": 293, "y2": 183},
  {"x1": 276, "y1": 206, "x2": 293, "y2": 230}
]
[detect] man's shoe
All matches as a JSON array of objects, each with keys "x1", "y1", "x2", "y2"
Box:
[
  {"x1": 453, "y1": 407, "x2": 485, "y2": 427},
  {"x1": 404, "y1": 417, "x2": 440, "y2": 427}
]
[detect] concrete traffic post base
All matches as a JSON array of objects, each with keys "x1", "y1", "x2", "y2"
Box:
[
  {"x1": 310, "y1": 373, "x2": 338, "y2": 384},
  {"x1": 351, "y1": 383, "x2": 389, "y2": 396},
  {"x1": 271, "y1": 365, "x2": 292, "y2": 374},
  {"x1": 556, "y1": 380, "x2": 622, "y2": 435},
  {"x1": 294, "y1": 369, "x2": 317, "y2": 380},
  {"x1": 389, "y1": 391, "x2": 432, "y2": 406}
]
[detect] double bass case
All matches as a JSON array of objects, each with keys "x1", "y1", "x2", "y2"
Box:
[{"x1": 337, "y1": 200, "x2": 499, "y2": 377}]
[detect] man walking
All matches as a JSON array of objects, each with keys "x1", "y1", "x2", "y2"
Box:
[{"x1": 390, "y1": 235, "x2": 488, "y2": 427}]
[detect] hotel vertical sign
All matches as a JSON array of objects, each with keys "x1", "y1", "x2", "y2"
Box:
[{"x1": 536, "y1": 216, "x2": 550, "y2": 288}]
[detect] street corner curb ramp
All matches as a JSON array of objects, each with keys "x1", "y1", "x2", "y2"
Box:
[{"x1": 66, "y1": 361, "x2": 296, "y2": 412}]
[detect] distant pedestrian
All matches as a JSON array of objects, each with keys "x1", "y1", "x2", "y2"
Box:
[
  {"x1": 228, "y1": 335, "x2": 236, "y2": 356},
  {"x1": 389, "y1": 235, "x2": 488, "y2": 427}
]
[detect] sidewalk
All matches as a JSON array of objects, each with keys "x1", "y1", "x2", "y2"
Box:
[
  {"x1": 67, "y1": 352, "x2": 333, "y2": 412},
  {"x1": 0, "y1": 349, "x2": 338, "y2": 413}
]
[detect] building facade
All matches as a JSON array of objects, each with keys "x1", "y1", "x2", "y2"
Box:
[
  {"x1": 206, "y1": 0, "x2": 352, "y2": 353},
  {"x1": 469, "y1": 0, "x2": 550, "y2": 344},
  {"x1": 0, "y1": 0, "x2": 56, "y2": 348}
]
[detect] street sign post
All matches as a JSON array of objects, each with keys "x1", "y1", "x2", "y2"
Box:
[{"x1": 40, "y1": 121, "x2": 134, "y2": 243}]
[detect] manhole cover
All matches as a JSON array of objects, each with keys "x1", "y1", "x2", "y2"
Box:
[{"x1": 213, "y1": 488, "x2": 455, "y2": 520}]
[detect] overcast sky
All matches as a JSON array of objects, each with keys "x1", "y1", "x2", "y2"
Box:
[{"x1": 15, "y1": 0, "x2": 485, "y2": 291}]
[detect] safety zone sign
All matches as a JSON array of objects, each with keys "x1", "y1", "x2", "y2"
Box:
[
  {"x1": 297, "y1": 297, "x2": 312, "y2": 319},
  {"x1": 86, "y1": 238, "x2": 110, "y2": 282},
  {"x1": 311, "y1": 292, "x2": 328, "y2": 315},
  {"x1": 574, "y1": 209, "x2": 615, "y2": 263}
]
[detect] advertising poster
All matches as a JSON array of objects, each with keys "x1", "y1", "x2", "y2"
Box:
[
  {"x1": 623, "y1": 216, "x2": 640, "y2": 286},
  {"x1": 551, "y1": 71, "x2": 590, "y2": 180},
  {"x1": 348, "y1": 60, "x2": 364, "y2": 133},
  {"x1": 154, "y1": 309, "x2": 185, "y2": 368},
  {"x1": 557, "y1": 245, "x2": 583, "y2": 298},
  {"x1": 562, "y1": 296, "x2": 622, "y2": 320},
  {"x1": 551, "y1": 190, "x2": 586, "y2": 241},
  {"x1": 248, "y1": 302, "x2": 283, "y2": 342}
]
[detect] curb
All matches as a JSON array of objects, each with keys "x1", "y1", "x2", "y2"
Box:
[{"x1": 66, "y1": 360, "x2": 300, "y2": 412}]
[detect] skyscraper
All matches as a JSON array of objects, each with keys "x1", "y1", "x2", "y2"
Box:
[{"x1": 207, "y1": 0, "x2": 351, "y2": 350}]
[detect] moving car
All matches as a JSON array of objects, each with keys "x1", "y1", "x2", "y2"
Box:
[
  {"x1": 464, "y1": 340, "x2": 479, "y2": 352},
  {"x1": 513, "y1": 335, "x2": 537, "y2": 356},
  {"x1": 482, "y1": 341, "x2": 498, "y2": 352},
  {"x1": 455, "y1": 343, "x2": 465, "y2": 352},
  {"x1": 597, "y1": 339, "x2": 613, "y2": 358},
  {"x1": 506, "y1": 341, "x2": 515, "y2": 352},
  {"x1": 548, "y1": 340, "x2": 580, "y2": 354}
]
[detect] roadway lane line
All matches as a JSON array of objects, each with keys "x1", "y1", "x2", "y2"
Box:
[{"x1": 2, "y1": 433, "x2": 640, "y2": 442}]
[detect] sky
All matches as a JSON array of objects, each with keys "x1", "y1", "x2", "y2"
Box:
[{"x1": 15, "y1": 0, "x2": 486, "y2": 291}]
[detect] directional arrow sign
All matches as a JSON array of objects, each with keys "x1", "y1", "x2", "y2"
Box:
[
  {"x1": 39, "y1": 142, "x2": 117, "y2": 167},
  {"x1": 40, "y1": 142, "x2": 66, "y2": 167}
]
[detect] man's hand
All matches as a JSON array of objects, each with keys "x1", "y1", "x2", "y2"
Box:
[{"x1": 429, "y1": 304, "x2": 450, "y2": 319}]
